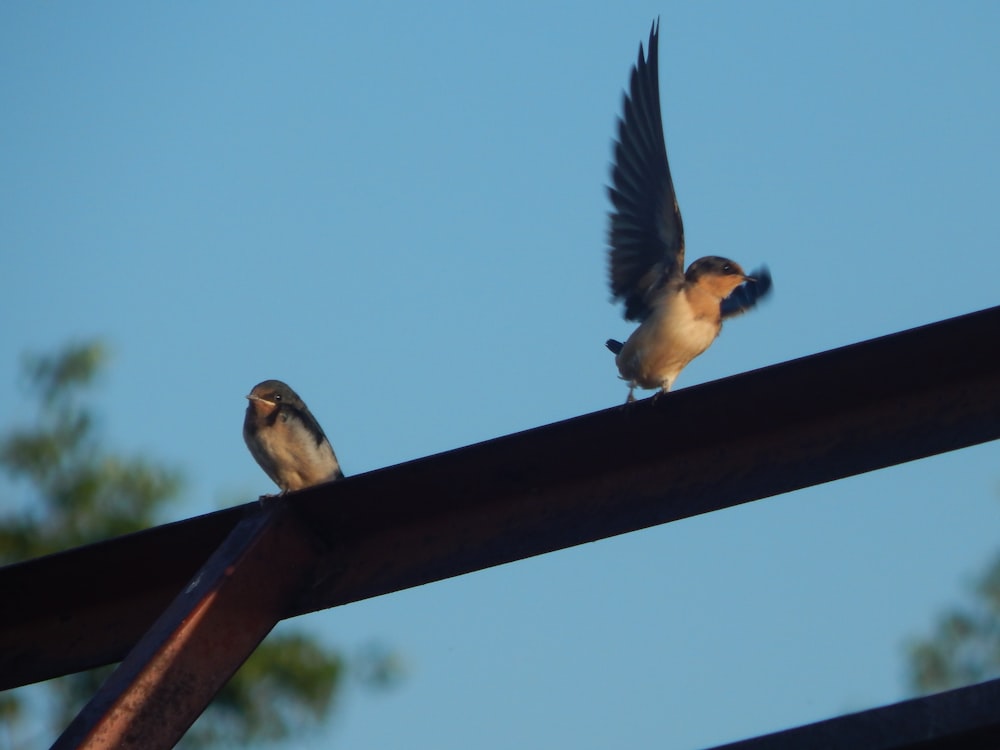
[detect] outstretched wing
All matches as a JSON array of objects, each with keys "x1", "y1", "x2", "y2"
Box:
[
  {"x1": 721, "y1": 266, "x2": 774, "y2": 319},
  {"x1": 607, "y1": 19, "x2": 684, "y2": 322}
]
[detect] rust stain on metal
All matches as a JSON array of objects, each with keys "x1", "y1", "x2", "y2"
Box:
[{"x1": 50, "y1": 501, "x2": 325, "y2": 750}]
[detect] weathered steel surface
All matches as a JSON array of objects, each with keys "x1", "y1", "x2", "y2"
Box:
[{"x1": 49, "y1": 502, "x2": 324, "y2": 750}]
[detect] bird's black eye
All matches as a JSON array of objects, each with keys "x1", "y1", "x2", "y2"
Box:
[
  {"x1": 721, "y1": 263, "x2": 732, "y2": 273},
  {"x1": 273, "y1": 394, "x2": 282, "y2": 402}
]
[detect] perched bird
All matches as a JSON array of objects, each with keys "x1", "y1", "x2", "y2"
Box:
[
  {"x1": 605, "y1": 20, "x2": 772, "y2": 403},
  {"x1": 243, "y1": 379, "x2": 343, "y2": 494}
]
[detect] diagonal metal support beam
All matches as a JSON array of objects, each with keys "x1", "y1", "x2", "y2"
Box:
[
  {"x1": 49, "y1": 501, "x2": 325, "y2": 750},
  {"x1": 2, "y1": 305, "x2": 999, "y2": 692},
  {"x1": 701, "y1": 677, "x2": 1000, "y2": 750}
]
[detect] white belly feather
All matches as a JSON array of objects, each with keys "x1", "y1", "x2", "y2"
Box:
[{"x1": 616, "y1": 290, "x2": 721, "y2": 391}]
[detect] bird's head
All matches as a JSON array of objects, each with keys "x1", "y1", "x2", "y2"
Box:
[
  {"x1": 685, "y1": 256, "x2": 751, "y2": 299},
  {"x1": 245, "y1": 379, "x2": 301, "y2": 416}
]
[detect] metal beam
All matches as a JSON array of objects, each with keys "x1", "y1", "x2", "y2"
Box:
[
  {"x1": 702, "y1": 677, "x2": 1000, "y2": 750},
  {"x1": 2, "y1": 305, "x2": 999, "y2": 691},
  {"x1": 1, "y1": 505, "x2": 244, "y2": 691},
  {"x1": 50, "y1": 502, "x2": 324, "y2": 750}
]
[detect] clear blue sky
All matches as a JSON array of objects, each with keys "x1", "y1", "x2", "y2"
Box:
[{"x1": 2, "y1": 2, "x2": 999, "y2": 748}]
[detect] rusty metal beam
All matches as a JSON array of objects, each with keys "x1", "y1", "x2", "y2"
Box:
[
  {"x1": 0, "y1": 505, "x2": 245, "y2": 691},
  {"x1": 702, "y1": 677, "x2": 1000, "y2": 749},
  {"x1": 2, "y1": 305, "x2": 999, "y2": 692},
  {"x1": 49, "y1": 501, "x2": 324, "y2": 750}
]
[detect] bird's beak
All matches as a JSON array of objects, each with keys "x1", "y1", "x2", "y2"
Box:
[
  {"x1": 743, "y1": 274, "x2": 756, "y2": 283},
  {"x1": 246, "y1": 394, "x2": 276, "y2": 407}
]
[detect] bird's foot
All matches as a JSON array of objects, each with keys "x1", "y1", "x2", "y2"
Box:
[{"x1": 257, "y1": 490, "x2": 285, "y2": 507}]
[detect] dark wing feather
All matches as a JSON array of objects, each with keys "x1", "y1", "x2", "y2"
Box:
[
  {"x1": 720, "y1": 266, "x2": 774, "y2": 319},
  {"x1": 607, "y1": 19, "x2": 684, "y2": 322},
  {"x1": 290, "y1": 403, "x2": 331, "y2": 447}
]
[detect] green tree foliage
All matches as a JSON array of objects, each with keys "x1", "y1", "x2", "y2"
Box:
[
  {"x1": 1, "y1": 342, "x2": 182, "y2": 557},
  {"x1": 907, "y1": 549, "x2": 1000, "y2": 693},
  {"x1": 0, "y1": 341, "x2": 395, "y2": 748}
]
